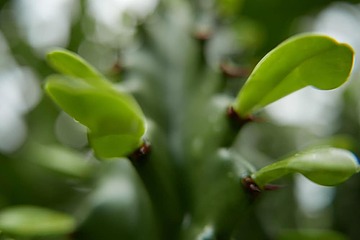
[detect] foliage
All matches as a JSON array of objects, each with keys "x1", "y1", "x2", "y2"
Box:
[
  {"x1": 45, "y1": 50, "x2": 146, "y2": 158},
  {"x1": 0, "y1": 0, "x2": 360, "y2": 240},
  {"x1": 232, "y1": 34, "x2": 354, "y2": 117}
]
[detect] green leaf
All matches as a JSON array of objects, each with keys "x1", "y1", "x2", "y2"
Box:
[
  {"x1": 47, "y1": 49, "x2": 111, "y2": 89},
  {"x1": 252, "y1": 147, "x2": 359, "y2": 188},
  {"x1": 232, "y1": 34, "x2": 354, "y2": 117},
  {"x1": 25, "y1": 143, "x2": 95, "y2": 178},
  {"x1": 45, "y1": 75, "x2": 145, "y2": 136},
  {"x1": 89, "y1": 133, "x2": 143, "y2": 159},
  {"x1": 45, "y1": 75, "x2": 146, "y2": 158},
  {"x1": 0, "y1": 206, "x2": 75, "y2": 237},
  {"x1": 278, "y1": 229, "x2": 347, "y2": 240}
]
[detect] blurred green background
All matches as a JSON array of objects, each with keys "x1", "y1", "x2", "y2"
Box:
[{"x1": 2, "y1": 0, "x2": 360, "y2": 239}]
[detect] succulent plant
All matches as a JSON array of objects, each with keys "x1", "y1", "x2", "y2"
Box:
[
  {"x1": 0, "y1": 2, "x2": 357, "y2": 240},
  {"x1": 42, "y1": 34, "x2": 357, "y2": 240}
]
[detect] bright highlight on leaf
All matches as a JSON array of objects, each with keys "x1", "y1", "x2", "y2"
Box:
[
  {"x1": 252, "y1": 147, "x2": 360, "y2": 188},
  {"x1": 45, "y1": 49, "x2": 146, "y2": 158},
  {"x1": 0, "y1": 206, "x2": 76, "y2": 237},
  {"x1": 47, "y1": 49, "x2": 111, "y2": 89},
  {"x1": 232, "y1": 34, "x2": 354, "y2": 117}
]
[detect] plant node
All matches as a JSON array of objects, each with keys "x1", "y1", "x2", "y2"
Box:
[
  {"x1": 220, "y1": 63, "x2": 250, "y2": 78},
  {"x1": 242, "y1": 176, "x2": 281, "y2": 200},
  {"x1": 226, "y1": 106, "x2": 254, "y2": 129},
  {"x1": 128, "y1": 141, "x2": 151, "y2": 165}
]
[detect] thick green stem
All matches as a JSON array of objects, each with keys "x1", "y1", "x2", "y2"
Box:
[{"x1": 130, "y1": 121, "x2": 183, "y2": 239}]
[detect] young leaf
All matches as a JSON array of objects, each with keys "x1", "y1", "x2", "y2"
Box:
[
  {"x1": 45, "y1": 48, "x2": 147, "y2": 159},
  {"x1": 89, "y1": 133, "x2": 143, "y2": 159},
  {"x1": 0, "y1": 206, "x2": 75, "y2": 237},
  {"x1": 47, "y1": 49, "x2": 111, "y2": 89},
  {"x1": 252, "y1": 147, "x2": 359, "y2": 188},
  {"x1": 45, "y1": 75, "x2": 146, "y2": 158},
  {"x1": 232, "y1": 34, "x2": 354, "y2": 117}
]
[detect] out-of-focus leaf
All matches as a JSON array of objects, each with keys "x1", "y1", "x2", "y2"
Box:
[
  {"x1": 0, "y1": 206, "x2": 75, "y2": 237},
  {"x1": 216, "y1": 0, "x2": 243, "y2": 18},
  {"x1": 233, "y1": 34, "x2": 354, "y2": 117},
  {"x1": 24, "y1": 143, "x2": 94, "y2": 178},
  {"x1": 278, "y1": 229, "x2": 348, "y2": 240}
]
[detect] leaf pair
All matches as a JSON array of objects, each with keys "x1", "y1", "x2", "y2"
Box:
[
  {"x1": 45, "y1": 50, "x2": 146, "y2": 158},
  {"x1": 231, "y1": 35, "x2": 356, "y2": 187},
  {"x1": 232, "y1": 34, "x2": 354, "y2": 117}
]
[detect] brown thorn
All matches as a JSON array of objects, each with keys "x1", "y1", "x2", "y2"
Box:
[
  {"x1": 242, "y1": 176, "x2": 261, "y2": 199},
  {"x1": 249, "y1": 183, "x2": 261, "y2": 193},
  {"x1": 227, "y1": 106, "x2": 266, "y2": 127},
  {"x1": 220, "y1": 63, "x2": 251, "y2": 78},
  {"x1": 128, "y1": 140, "x2": 151, "y2": 165},
  {"x1": 193, "y1": 30, "x2": 212, "y2": 42},
  {"x1": 111, "y1": 62, "x2": 123, "y2": 75},
  {"x1": 263, "y1": 184, "x2": 283, "y2": 191},
  {"x1": 227, "y1": 106, "x2": 255, "y2": 128},
  {"x1": 242, "y1": 176, "x2": 281, "y2": 200}
]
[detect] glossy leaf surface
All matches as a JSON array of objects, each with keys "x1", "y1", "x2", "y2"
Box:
[
  {"x1": 233, "y1": 34, "x2": 354, "y2": 117},
  {"x1": 0, "y1": 206, "x2": 75, "y2": 237},
  {"x1": 45, "y1": 51, "x2": 146, "y2": 158},
  {"x1": 47, "y1": 49, "x2": 111, "y2": 89},
  {"x1": 252, "y1": 147, "x2": 359, "y2": 187}
]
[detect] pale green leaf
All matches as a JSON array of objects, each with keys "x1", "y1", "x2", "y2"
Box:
[
  {"x1": 26, "y1": 143, "x2": 94, "y2": 178},
  {"x1": 47, "y1": 49, "x2": 111, "y2": 89},
  {"x1": 0, "y1": 206, "x2": 75, "y2": 237}
]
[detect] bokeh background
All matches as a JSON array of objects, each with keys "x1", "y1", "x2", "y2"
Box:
[{"x1": 2, "y1": 0, "x2": 360, "y2": 239}]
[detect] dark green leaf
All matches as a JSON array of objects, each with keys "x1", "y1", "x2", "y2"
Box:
[
  {"x1": 77, "y1": 160, "x2": 159, "y2": 240},
  {"x1": 278, "y1": 229, "x2": 347, "y2": 240}
]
